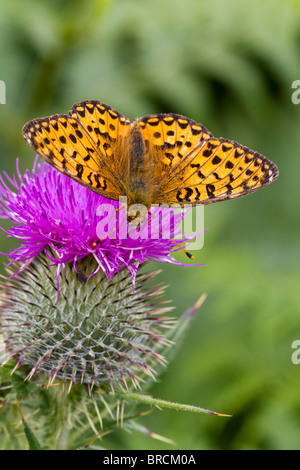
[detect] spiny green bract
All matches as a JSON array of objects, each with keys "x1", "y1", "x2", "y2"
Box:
[{"x1": 0, "y1": 253, "x2": 173, "y2": 392}]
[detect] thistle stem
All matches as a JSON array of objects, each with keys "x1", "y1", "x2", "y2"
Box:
[{"x1": 53, "y1": 389, "x2": 70, "y2": 450}]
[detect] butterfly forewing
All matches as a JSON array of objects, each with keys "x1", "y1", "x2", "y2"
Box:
[
  {"x1": 70, "y1": 101, "x2": 131, "y2": 174},
  {"x1": 22, "y1": 101, "x2": 130, "y2": 200}
]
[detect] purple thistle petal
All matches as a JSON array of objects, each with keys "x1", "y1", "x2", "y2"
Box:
[{"x1": 0, "y1": 159, "x2": 204, "y2": 281}]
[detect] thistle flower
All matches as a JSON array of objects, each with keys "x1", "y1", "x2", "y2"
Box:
[
  {"x1": 0, "y1": 158, "x2": 213, "y2": 450},
  {"x1": 0, "y1": 159, "x2": 201, "y2": 283}
]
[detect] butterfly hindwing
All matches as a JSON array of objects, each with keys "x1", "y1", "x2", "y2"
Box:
[{"x1": 153, "y1": 137, "x2": 279, "y2": 205}]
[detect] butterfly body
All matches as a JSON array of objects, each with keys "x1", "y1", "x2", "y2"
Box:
[
  {"x1": 126, "y1": 122, "x2": 155, "y2": 209},
  {"x1": 22, "y1": 100, "x2": 279, "y2": 211}
]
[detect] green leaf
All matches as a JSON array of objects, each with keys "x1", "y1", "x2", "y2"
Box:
[{"x1": 22, "y1": 419, "x2": 42, "y2": 450}]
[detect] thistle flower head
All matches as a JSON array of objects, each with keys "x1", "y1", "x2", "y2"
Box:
[
  {"x1": 0, "y1": 143, "x2": 209, "y2": 448},
  {"x1": 0, "y1": 159, "x2": 200, "y2": 283},
  {"x1": 0, "y1": 252, "x2": 173, "y2": 392}
]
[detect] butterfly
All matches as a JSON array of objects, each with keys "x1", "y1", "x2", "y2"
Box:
[{"x1": 22, "y1": 100, "x2": 279, "y2": 213}]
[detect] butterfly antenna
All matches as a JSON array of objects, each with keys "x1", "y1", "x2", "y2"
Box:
[{"x1": 171, "y1": 240, "x2": 194, "y2": 259}]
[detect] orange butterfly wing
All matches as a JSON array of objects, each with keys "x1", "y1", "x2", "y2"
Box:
[
  {"x1": 155, "y1": 138, "x2": 278, "y2": 204},
  {"x1": 22, "y1": 101, "x2": 131, "y2": 200}
]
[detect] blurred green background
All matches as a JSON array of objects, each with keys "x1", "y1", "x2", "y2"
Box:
[{"x1": 0, "y1": 0, "x2": 300, "y2": 450}]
